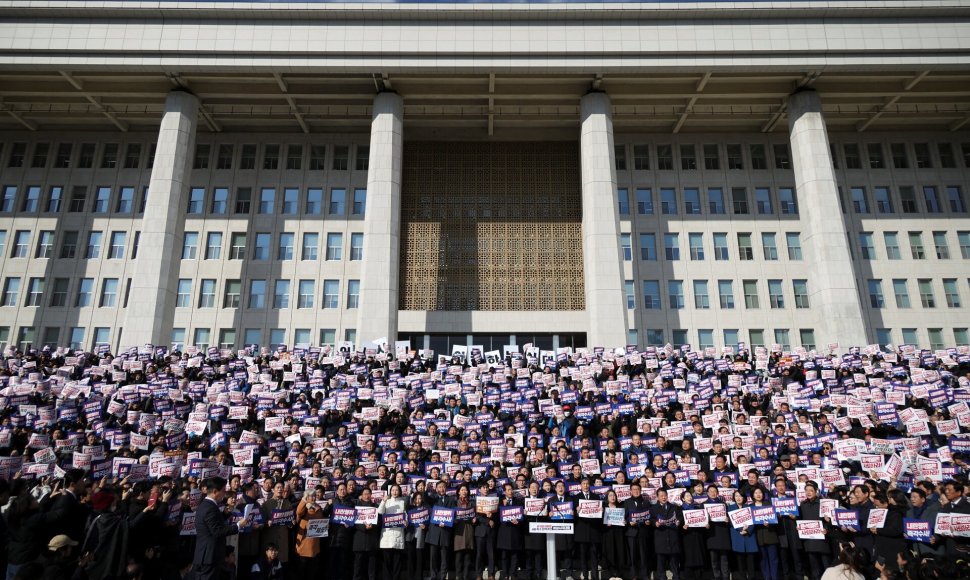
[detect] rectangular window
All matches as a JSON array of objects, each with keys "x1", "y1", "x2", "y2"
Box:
[
  {"x1": 635, "y1": 188, "x2": 653, "y2": 214},
  {"x1": 867, "y1": 143, "x2": 885, "y2": 168},
  {"x1": 850, "y1": 187, "x2": 869, "y2": 214},
  {"x1": 934, "y1": 232, "x2": 950, "y2": 259},
  {"x1": 773, "y1": 144, "x2": 791, "y2": 169},
  {"x1": 684, "y1": 188, "x2": 701, "y2": 214},
  {"x1": 955, "y1": 328, "x2": 969, "y2": 346},
  {"x1": 262, "y1": 144, "x2": 280, "y2": 170},
  {"x1": 614, "y1": 145, "x2": 627, "y2": 170},
  {"x1": 707, "y1": 187, "x2": 725, "y2": 214},
  {"x1": 186, "y1": 187, "x2": 204, "y2": 214},
  {"x1": 844, "y1": 143, "x2": 862, "y2": 169},
  {"x1": 727, "y1": 144, "x2": 743, "y2": 169},
  {"x1": 928, "y1": 328, "x2": 945, "y2": 350},
  {"x1": 258, "y1": 188, "x2": 275, "y2": 214},
  {"x1": 786, "y1": 232, "x2": 802, "y2": 260},
  {"x1": 59, "y1": 231, "x2": 77, "y2": 259},
  {"x1": 891, "y1": 143, "x2": 909, "y2": 168},
  {"x1": 347, "y1": 279, "x2": 360, "y2": 309},
  {"x1": 350, "y1": 233, "x2": 364, "y2": 261},
  {"x1": 778, "y1": 187, "x2": 798, "y2": 215},
  {"x1": 253, "y1": 233, "x2": 270, "y2": 260},
  {"x1": 964, "y1": 143, "x2": 970, "y2": 168},
  {"x1": 323, "y1": 279, "x2": 340, "y2": 309},
  {"x1": 216, "y1": 144, "x2": 233, "y2": 169},
  {"x1": 248, "y1": 280, "x2": 266, "y2": 309},
  {"x1": 620, "y1": 233, "x2": 632, "y2": 262},
  {"x1": 750, "y1": 144, "x2": 767, "y2": 169},
  {"x1": 11, "y1": 230, "x2": 30, "y2": 258},
  {"x1": 624, "y1": 280, "x2": 635, "y2": 309},
  {"x1": 219, "y1": 328, "x2": 237, "y2": 349},
  {"x1": 46, "y1": 186, "x2": 62, "y2": 213},
  {"x1": 947, "y1": 186, "x2": 967, "y2": 213},
  {"x1": 277, "y1": 233, "x2": 294, "y2": 261},
  {"x1": 54, "y1": 143, "x2": 73, "y2": 168},
  {"x1": 688, "y1": 232, "x2": 704, "y2": 260},
  {"x1": 198, "y1": 279, "x2": 216, "y2": 308},
  {"x1": 77, "y1": 143, "x2": 95, "y2": 168},
  {"x1": 743, "y1": 280, "x2": 759, "y2": 309},
  {"x1": 318, "y1": 328, "x2": 336, "y2": 346},
  {"x1": 893, "y1": 279, "x2": 911, "y2": 308},
  {"x1": 86, "y1": 231, "x2": 102, "y2": 259},
  {"x1": 642, "y1": 280, "x2": 661, "y2": 309},
  {"x1": 723, "y1": 329, "x2": 740, "y2": 347},
  {"x1": 923, "y1": 186, "x2": 942, "y2": 213},
  {"x1": 617, "y1": 188, "x2": 630, "y2": 215},
  {"x1": 21, "y1": 186, "x2": 39, "y2": 213},
  {"x1": 645, "y1": 329, "x2": 664, "y2": 346},
  {"x1": 274, "y1": 280, "x2": 290, "y2": 309},
  {"x1": 668, "y1": 280, "x2": 684, "y2": 309},
  {"x1": 67, "y1": 186, "x2": 86, "y2": 212},
  {"x1": 909, "y1": 232, "x2": 925, "y2": 259},
  {"x1": 297, "y1": 279, "x2": 315, "y2": 309},
  {"x1": 355, "y1": 145, "x2": 369, "y2": 171},
  {"x1": 731, "y1": 187, "x2": 748, "y2": 214},
  {"x1": 762, "y1": 233, "x2": 778, "y2": 260},
  {"x1": 204, "y1": 232, "x2": 222, "y2": 260},
  {"x1": 109, "y1": 231, "x2": 126, "y2": 259},
  {"x1": 282, "y1": 188, "x2": 299, "y2": 214},
  {"x1": 93, "y1": 187, "x2": 111, "y2": 213},
  {"x1": 914, "y1": 143, "x2": 933, "y2": 168},
  {"x1": 100, "y1": 278, "x2": 118, "y2": 308},
  {"x1": 738, "y1": 233, "x2": 753, "y2": 261},
  {"x1": 693, "y1": 280, "x2": 710, "y2": 309},
  {"x1": 713, "y1": 233, "x2": 729, "y2": 261},
  {"x1": 302, "y1": 233, "x2": 319, "y2": 260},
  {"x1": 859, "y1": 232, "x2": 875, "y2": 260},
  {"x1": 326, "y1": 232, "x2": 343, "y2": 261},
  {"x1": 193, "y1": 328, "x2": 210, "y2": 350},
  {"x1": 873, "y1": 186, "x2": 893, "y2": 214},
  {"x1": 884, "y1": 232, "x2": 901, "y2": 260},
  {"x1": 793, "y1": 279, "x2": 809, "y2": 308},
  {"x1": 639, "y1": 233, "x2": 657, "y2": 261},
  {"x1": 663, "y1": 233, "x2": 680, "y2": 261},
  {"x1": 768, "y1": 279, "x2": 784, "y2": 308},
  {"x1": 660, "y1": 188, "x2": 677, "y2": 215},
  {"x1": 944, "y1": 278, "x2": 961, "y2": 308},
  {"x1": 680, "y1": 145, "x2": 697, "y2": 170},
  {"x1": 798, "y1": 329, "x2": 816, "y2": 350},
  {"x1": 1, "y1": 278, "x2": 20, "y2": 307},
  {"x1": 193, "y1": 143, "x2": 210, "y2": 169},
  {"x1": 234, "y1": 188, "x2": 251, "y2": 214},
  {"x1": 330, "y1": 189, "x2": 346, "y2": 215},
  {"x1": 899, "y1": 186, "x2": 919, "y2": 213},
  {"x1": 210, "y1": 187, "x2": 228, "y2": 214},
  {"x1": 286, "y1": 145, "x2": 303, "y2": 170},
  {"x1": 228, "y1": 233, "x2": 246, "y2": 260},
  {"x1": 696, "y1": 329, "x2": 713, "y2": 350},
  {"x1": 672, "y1": 330, "x2": 688, "y2": 347},
  {"x1": 332, "y1": 146, "x2": 349, "y2": 170},
  {"x1": 48, "y1": 278, "x2": 69, "y2": 308},
  {"x1": 176, "y1": 279, "x2": 192, "y2": 308},
  {"x1": 703, "y1": 144, "x2": 720, "y2": 170},
  {"x1": 182, "y1": 232, "x2": 198, "y2": 260},
  {"x1": 960, "y1": 232, "x2": 970, "y2": 259},
  {"x1": 755, "y1": 188, "x2": 773, "y2": 214},
  {"x1": 901, "y1": 328, "x2": 919, "y2": 345},
  {"x1": 100, "y1": 143, "x2": 118, "y2": 169},
  {"x1": 306, "y1": 188, "x2": 323, "y2": 215},
  {"x1": 918, "y1": 278, "x2": 936, "y2": 308},
  {"x1": 24, "y1": 278, "x2": 43, "y2": 307},
  {"x1": 353, "y1": 188, "x2": 367, "y2": 216},
  {"x1": 114, "y1": 186, "x2": 134, "y2": 214},
  {"x1": 718, "y1": 280, "x2": 734, "y2": 309},
  {"x1": 749, "y1": 329, "x2": 765, "y2": 348},
  {"x1": 868, "y1": 279, "x2": 885, "y2": 308},
  {"x1": 774, "y1": 329, "x2": 791, "y2": 351},
  {"x1": 309, "y1": 145, "x2": 326, "y2": 170},
  {"x1": 633, "y1": 145, "x2": 650, "y2": 170},
  {"x1": 657, "y1": 145, "x2": 673, "y2": 170}
]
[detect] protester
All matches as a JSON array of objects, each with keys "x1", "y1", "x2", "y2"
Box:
[{"x1": 0, "y1": 339, "x2": 970, "y2": 580}]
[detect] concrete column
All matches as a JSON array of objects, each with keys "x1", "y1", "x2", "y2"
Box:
[
  {"x1": 787, "y1": 89, "x2": 867, "y2": 348},
  {"x1": 356, "y1": 92, "x2": 404, "y2": 345},
  {"x1": 121, "y1": 90, "x2": 198, "y2": 348},
  {"x1": 579, "y1": 92, "x2": 630, "y2": 348}
]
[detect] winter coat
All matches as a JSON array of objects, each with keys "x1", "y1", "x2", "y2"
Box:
[
  {"x1": 727, "y1": 504, "x2": 758, "y2": 553},
  {"x1": 798, "y1": 497, "x2": 831, "y2": 554},
  {"x1": 651, "y1": 501, "x2": 683, "y2": 555},
  {"x1": 378, "y1": 496, "x2": 407, "y2": 550}
]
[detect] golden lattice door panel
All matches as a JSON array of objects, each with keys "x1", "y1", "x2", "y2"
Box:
[{"x1": 400, "y1": 142, "x2": 584, "y2": 311}]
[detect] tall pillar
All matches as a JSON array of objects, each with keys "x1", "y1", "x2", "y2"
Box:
[
  {"x1": 787, "y1": 89, "x2": 867, "y2": 347},
  {"x1": 121, "y1": 90, "x2": 198, "y2": 348},
  {"x1": 580, "y1": 91, "x2": 629, "y2": 348},
  {"x1": 357, "y1": 92, "x2": 404, "y2": 346}
]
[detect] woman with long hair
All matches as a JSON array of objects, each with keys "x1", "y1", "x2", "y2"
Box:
[
  {"x1": 679, "y1": 490, "x2": 708, "y2": 580},
  {"x1": 405, "y1": 492, "x2": 428, "y2": 580},
  {"x1": 704, "y1": 485, "x2": 732, "y2": 580},
  {"x1": 727, "y1": 489, "x2": 757, "y2": 580},
  {"x1": 600, "y1": 489, "x2": 627, "y2": 580},
  {"x1": 378, "y1": 484, "x2": 408, "y2": 580},
  {"x1": 751, "y1": 486, "x2": 780, "y2": 580}
]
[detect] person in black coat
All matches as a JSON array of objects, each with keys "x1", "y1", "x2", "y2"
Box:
[
  {"x1": 679, "y1": 492, "x2": 707, "y2": 580},
  {"x1": 798, "y1": 482, "x2": 831, "y2": 580},
  {"x1": 352, "y1": 488, "x2": 380, "y2": 580},
  {"x1": 497, "y1": 483, "x2": 524, "y2": 580},
  {"x1": 651, "y1": 488, "x2": 683, "y2": 580},
  {"x1": 43, "y1": 469, "x2": 90, "y2": 545},
  {"x1": 571, "y1": 478, "x2": 601, "y2": 580},
  {"x1": 869, "y1": 492, "x2": 906, "y2": 567},
  {"x1": 329, "y1": 482, "x2": 357, "y2": 580},
  {"x1": 194, "y1": 477, "x2": 251, "y2": 580},
  {"x1": 703, "y1": 485, "x2": 731, "y2": 580},
  {"x1": 550, "y1": 480, "x2": 574, "y2": 580},
  {"x1": 771, "y1": 478, "x2": 804, "y2": 580},
  {"x1": 473, "y1": 482, "x2": 498, "y2": 580},
  {"x1": 600, "y1": 490, "x2": 627, "y2": 580},
  {"x1": 426, "y1": 481, "x2": 457, "y2": 580},
  {"x1": 623, "y1": 482, "x2": 652, "y2": 580},
  {"x1": 522, "y1": 482, "x2": 546, "y2": 580}
]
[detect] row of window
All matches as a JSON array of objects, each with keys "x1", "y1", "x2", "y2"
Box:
[
  {"x1": 1, "y1": 229, "x2": 137, "y2": 261},
  {"x1": 855, "y1": 230, "x2": 970, "y2": 261},
  {"x1": 865, "y1": 278, "x2": 969, "y2": 310},
  {"x1": 624, "y1": 278, "x2": 810, "y2": 311},
  {"x1": 629, "y1": 328, "x2": 818, "y2": 353},
  {"x1": 0, "y1": 277, "x2": 129, "y2": 309},
  {"x1": 181, "y1": 231, "x2": 363, "y2": 262},
  {"x1": 616, "y1": 186, "x2": 798, "y2": 217},
  {"x1": 0, "y1": 141, "x2": 368, "y2": 173},
  {"x1": 0, "y1": 185, "x2": 368, "y2": 217},
  {"x1": 170, "y1": 327, "x2": 359, "y2": 352},
  {"x1": 620, "y1": 231, "x2": 801, "y2": 262},
  {"x1": 613, "y1": 142, "x2": 970, "y2": 172},
  {"x1": 841, "y1": 185, "x2": 965, "y2": 215}
]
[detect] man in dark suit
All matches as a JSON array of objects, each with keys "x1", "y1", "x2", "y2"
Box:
[
  {"x1": 942, "y1": 480, "x2": 970, "y2": 556},
  {"x1": 43, "y1": 468, "x2": 89, "y2": 544},
  {"x1": 571, "y1": 478, "x2": 601, "y2": 580},
  {"x1": 623, "y1": 482, "x2": 652, "y2": 580},
  {"x1": 194, "y1": 476, "x2": 252, "y2": 580}
]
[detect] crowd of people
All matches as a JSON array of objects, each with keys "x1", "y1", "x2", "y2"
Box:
[{"x1": 0, "y1": 339, "x2": 969, "y2": 580}]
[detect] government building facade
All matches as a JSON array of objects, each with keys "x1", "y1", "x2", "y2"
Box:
[{"x1": 0, "y1": 0, "x2": 968, "y2": 354}]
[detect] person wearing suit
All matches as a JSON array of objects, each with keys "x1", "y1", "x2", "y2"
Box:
[
  {"x1": 940, "y1": 480, "x2": 970, "y2": 557},
  {"x1": 473, "y1": 482, "x2": 498, "y2": 580},
  {"x1": 497, "y1": 483, "x2": 524, "y2": 580},
  {"x1": 426, "y1": 481, "x2": 457, "y2": 580},
  {"x1": 572, "y1": 478, "x2": 601, "y2": 580},
  {"x1": 623, "y1": 483, "x2": 652, "y2": 580},
  {"x1": 194, "y1": 476, "x2": 251, "y2": 580},
  {"x1": 651, "y1": 488, "x2": 683, "y2": 580}
]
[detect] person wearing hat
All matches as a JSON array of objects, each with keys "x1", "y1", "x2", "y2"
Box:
[{"x1": 42, "y1": 535, "x2": 87, "y2": 580}]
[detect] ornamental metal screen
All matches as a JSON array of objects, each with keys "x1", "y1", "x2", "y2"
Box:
[{"x1": 400, "y1": 142, "x2": 585, "y2": 311}]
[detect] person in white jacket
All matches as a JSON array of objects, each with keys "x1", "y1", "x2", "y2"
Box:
[{"x1": 378, "y1": 484, "x2": 409, "y2": 580}]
